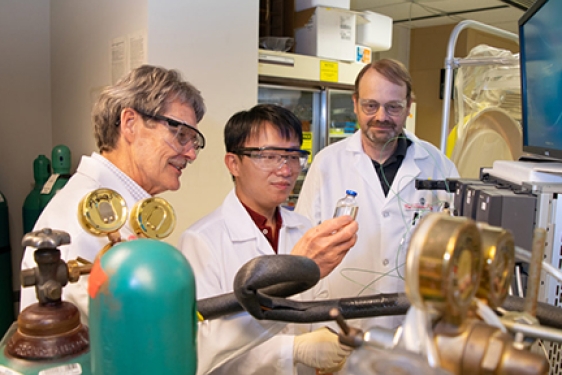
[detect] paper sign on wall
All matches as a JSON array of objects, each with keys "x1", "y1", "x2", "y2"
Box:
[
  {"x1": 111, "y1": 31, "x2": 147, "y2": 84},
  {"x1": 320, "y1": 60, "x2": 338, "y2": 82}
]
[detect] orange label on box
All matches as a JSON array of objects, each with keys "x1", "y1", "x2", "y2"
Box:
[{"x1": 320, "y1": 60, "x2": 338, "y2": 82}]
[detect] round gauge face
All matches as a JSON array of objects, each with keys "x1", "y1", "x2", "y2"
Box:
[
  {"x1": 448, "y1": 230, "x2": 482, "y2": 315},
  {"x1": 78, "y1": 188, "x2": 128, "y2": 236},
  {"x1": 476, "y1": 223, "x2": 515, "y2": 308},
  {"x1": 130, "y1": 197, "x2": 176, "y2": 239},
  {"x1": 452, "y1": 247, "x2": 475, "y2": 305},
  {"x1": 405, "y1": 213, "x2": 482, "y2": 320}
]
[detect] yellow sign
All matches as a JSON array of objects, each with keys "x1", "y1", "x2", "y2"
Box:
[
  {"x1": 320, "y1": 61, "x2": 338, "y2": 82},
  {"x1": 302, "y1": 132, "x2": 313, "y2": 163}
]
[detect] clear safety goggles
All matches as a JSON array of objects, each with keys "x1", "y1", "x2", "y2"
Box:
[
  {"x1": 136, "y1": 109, "x2": 206, "y2": 154},
  {"x1": 232, "y1": 146, "x2": 310, "y2": 171}
]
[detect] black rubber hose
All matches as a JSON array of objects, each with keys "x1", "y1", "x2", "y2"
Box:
[
  {"x1": 199, "y1": 292, "x2": 562, "y2": 329},
  {"x1": 233, "y1": 254, "x2": 320, "y2": 319},
  {"x1": 198, "y1": 254, "x2": 319, "y2": 320},
  {"x1": 198, "y1": 293, "x2": 241, "y2": 321},
  {"x1": 502, "y1": 295, "x2": 562, "y2": 330},
  {"x1": 255, "y1": 292, "x2": 410, "y2": 322},
  {"x1": 198, "y1": 254, "x2": 562, "y2": 330}
]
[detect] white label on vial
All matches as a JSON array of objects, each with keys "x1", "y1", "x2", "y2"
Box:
[
  {"x1": 41, "y1": 173, "x2": 60, "y2": 194},
  {"x1": 334, "y1": 206, "x2": 358, "y2": 220},
  {"x1": 0, "y1": 366, "x2": 23, "y2": 375},
  {"x1": 39, "y1": 364, "x2": 82, "y2": 375}
]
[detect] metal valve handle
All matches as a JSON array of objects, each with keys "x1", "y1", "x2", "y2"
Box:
[{"x1": 21, "y1": 228, "x2": 70, "y2": 249}]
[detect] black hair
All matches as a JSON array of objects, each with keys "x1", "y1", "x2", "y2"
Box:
[{"x1": 224, "y1": 104, "x2": 303, "y2": 152}]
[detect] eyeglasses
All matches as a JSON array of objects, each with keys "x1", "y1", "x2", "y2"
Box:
[
  {"x1": 135, "y1": 109, "x2": 206, "y2": 153},
  {"x1": 232, "y1": 147, "x2": 310, "y2": 171},
  {"x1": 358, "y1": 99, "x2": 408, "y2": 116}
]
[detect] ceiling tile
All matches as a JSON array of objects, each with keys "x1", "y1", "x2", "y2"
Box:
[
  {"x1": 350, "y1": 0, "x2": 409, "y2": 11},
  {"x1": 465, "y1": 8, "x2": 524, "y2": 24},
  {"x1": 413, "y1": 0, "x2": 508, "y2": 12},
  {"x1": 368, "y1": 2, "x2": 438, "y2": 20},
  {"x1": 349, "y1": 0, "x2": 525, "y2": 33},
  {"x1": 403, "y1": 17, "x2": 459, "y2": 29},
  {"x1": 487, "y1": 21, "x2": 520, "y2": 34}
]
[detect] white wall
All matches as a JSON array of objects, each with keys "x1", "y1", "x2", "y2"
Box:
[
  {"x1": 51, "y1": 0, "x2": 148, "y2": 167},
  {"x1": 0, "y1": 1, "x2": 51, "y2": 291},
  {"x1": 148, "y1": 0, "x2": 259, "y2": 246}
]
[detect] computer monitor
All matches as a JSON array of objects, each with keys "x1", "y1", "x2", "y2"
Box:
[{"x1": 519, "y1": 0, "x2": 562, "y2": 161}]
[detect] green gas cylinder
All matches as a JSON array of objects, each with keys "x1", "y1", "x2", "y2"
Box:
[
  {"x1": 89, "y1": 239, "x2": 197, "y2": 375},
  {"x1": 40, "y1": 145, "x2": 71, "y2": 209},
  {"x1": 22, "y1": 155, "x2": 51, "y2": 234},
  {"x1": 0, "y1": 190, "x2": 14, "y2": 337}
]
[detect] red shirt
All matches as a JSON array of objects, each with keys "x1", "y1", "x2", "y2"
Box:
[{"x1": 242, "y1": 203, "x2": 283, "y2": 253}]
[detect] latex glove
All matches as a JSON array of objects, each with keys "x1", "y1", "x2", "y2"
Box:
[
  {"x1": 317, "y1": 358, "x2": 347, "y2": 374},
  {"x1": 294, "y1": 328, "x2": 353, "y2": 370}
]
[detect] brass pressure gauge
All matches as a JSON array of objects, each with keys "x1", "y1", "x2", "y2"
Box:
[
  {"x1": 475, "y1": 223, "x2": 515, "y2": 308},
  {"x1": 78, "y1": 188, "x2": 128, "y2": 236},
  {"x1": 405, "y1": 213, "x2": 482, "y2": 322},
  {"x1": 130, "y1": 197, "x2": 176, "y2": 239}
]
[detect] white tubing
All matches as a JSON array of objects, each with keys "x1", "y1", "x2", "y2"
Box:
[
  {"x1": 476, "y1": 299, "x2": 507, "y2": 332},
  {"x1": 515, "y1": 246, "x2": 562, "y2": 284}
]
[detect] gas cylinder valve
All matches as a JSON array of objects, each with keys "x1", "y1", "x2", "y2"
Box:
[{"x1": 20, "y1": 228, "x2": 79, "y2": 304}]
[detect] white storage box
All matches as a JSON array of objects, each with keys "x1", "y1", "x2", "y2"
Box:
[
  {"x1": 295, "y1": 0, "x2": 350, "y2": 12},
  {"x1": 356, "y1": 10, "x2": 393, "y2": 51},
  {"x1": 295, "y1": 7, "x2": 358, "y2": 62}
]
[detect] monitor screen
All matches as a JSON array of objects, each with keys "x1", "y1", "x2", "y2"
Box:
[{"x1": 519, "y1": 0, "x2": 562, "y2": 161}]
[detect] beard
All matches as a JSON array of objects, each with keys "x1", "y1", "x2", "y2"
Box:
[{"x1": 363, "y1": 118, "x2": 402, "y2": 149}]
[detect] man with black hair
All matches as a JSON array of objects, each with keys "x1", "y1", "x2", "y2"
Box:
[{"x1": 179, "y1": 104, "x2": 358, "y2": 375}]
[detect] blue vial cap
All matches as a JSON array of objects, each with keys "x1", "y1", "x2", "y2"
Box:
[{"x1": 345, "y1": 190, "x2": 357, "y2": 197}]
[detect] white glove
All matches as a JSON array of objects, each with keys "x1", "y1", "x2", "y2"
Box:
[{"x1": 293, "y1": 327, "x2": 353, "y2": 370}]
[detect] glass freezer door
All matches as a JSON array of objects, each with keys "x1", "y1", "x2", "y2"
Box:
[{"x1": 327, "y1": 89, "x2": 357, "y2": 146}]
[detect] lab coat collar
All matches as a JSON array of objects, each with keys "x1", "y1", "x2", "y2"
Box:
[
  {"x1": 222, "y1": 189, "x2": 306, "y2": 243},
  {"x1": 346, "y1": 129, "x2": 431, "y2": 200}
]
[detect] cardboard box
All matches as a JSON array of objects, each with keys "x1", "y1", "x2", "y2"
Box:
[
  {"x1": 356, "y1": 11, "x2": 393, "y2": 51},
  {"x1": 295, "y1": 0, "x2": 350, "y2": 12},
  {"x1": 355, "y1": 45, "x2": 372, "y2": 64},
  {"x1": 295, "y1": 7, "x2": 360, "y2": 62}
]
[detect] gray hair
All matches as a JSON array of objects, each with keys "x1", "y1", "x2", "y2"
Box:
[{"x1": 92, "y1": 65, "x2": 206, "y2": 152}]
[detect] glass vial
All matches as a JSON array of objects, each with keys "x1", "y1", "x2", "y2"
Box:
[{"x1": 333, "y1": 190, "x2": 358, "y2": 219}]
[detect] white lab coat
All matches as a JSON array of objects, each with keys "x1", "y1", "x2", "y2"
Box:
[
  {"x1": 295, "y1": 129, "x2": 459, "y2": 332},
  {"x1": 179, "y1": 189, "x2": 329, "y2": 375},
  {"x1": 20, "y1": 154, "x2": 287, "y2": 375}
]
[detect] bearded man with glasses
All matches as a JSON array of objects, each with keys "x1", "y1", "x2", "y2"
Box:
[
  {"x1": 179, "y1": 104, "x2": 358, "y2": 375},
  {"x1": 295, "y1": 59, "x2": 459, "y2": 358}
]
